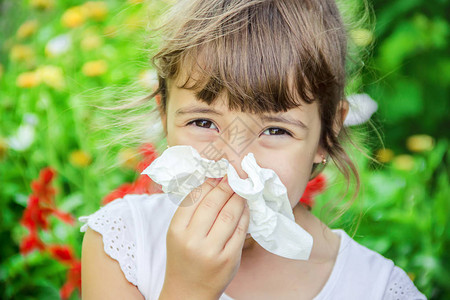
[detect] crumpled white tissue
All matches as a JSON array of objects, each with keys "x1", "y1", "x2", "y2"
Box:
[{"x1": 141, "y1": 145, "x2": 313, "y2": 260}]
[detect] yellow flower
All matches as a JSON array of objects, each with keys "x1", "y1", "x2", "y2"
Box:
[
  {"x1": 10, "y1": 45, "x2": 35, "y2": 63},
  {"x1": 36, "y1": 65, "x2": 65, "y2": 90},
  {"x1": 118, "y1": 148, "x2": 140, "y2": 169},
  {"x1": 16, "y1": 71, "x2": 40, "y2": 88},
  {"x1": 392, "y1": 155, "x2": 415, "y2": 171},
  {"x1": 81, "y1": 34, "x2": 103, "y2": 51},
  {"x1": 61, "y1": 6, "x2": 86, "y2": 28},
  {"x1": 375, "y1": 148, "x2": 394, "y2": 163},
  {"x1": 82, "y1": 1, "x2": 108, "y2": 21},
  {"x1": 17, "y1": 20, "x2": 38, "y2": 39},
  {"x1": 69, "y1": 150, "x2": 92, "y2": 167},
  {"x1": 82, "y1": 60, "x2": 108, "y2": 77},
  {"x1": 406, "y1": 134, "x2": 434, "y2": 153},
  {"x1": 30, "y1": 0, "x2": 54, "y2": 10},
  {"x1": 350, "y1": 29, "x2": 373, "y2": 47}
]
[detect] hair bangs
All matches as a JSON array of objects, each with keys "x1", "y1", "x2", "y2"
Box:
[{"x1": 159, "y1": 0, "x2": 331, "y2": 114}]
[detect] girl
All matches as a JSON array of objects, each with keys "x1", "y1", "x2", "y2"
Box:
[{"x1": 80, "y1": 0, "x2": 426, "y2": 299}]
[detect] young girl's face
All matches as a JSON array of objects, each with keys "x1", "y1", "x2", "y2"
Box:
[{"x1": 159, "y1": 78, "x2": 326, "y2": 209}]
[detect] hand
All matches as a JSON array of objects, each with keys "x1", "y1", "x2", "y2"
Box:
[{"x1": 159, "y1": 175, "x2": 250, "y2": 300}]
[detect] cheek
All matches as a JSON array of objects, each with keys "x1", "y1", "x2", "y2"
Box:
[
  {"x1": 279, "y1": 163, "x2": 312, "y2": 208},
  {"x1": 257, "y1": 147, "x2": 317, "y2": 208}
]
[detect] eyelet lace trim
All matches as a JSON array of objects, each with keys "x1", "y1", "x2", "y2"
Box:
[
  {"x1": 383, "y1": 266, "x2": 426, "y2": 300},
  {"x1": 80, "y1": 201, "x2": 138, "y2": 286}
]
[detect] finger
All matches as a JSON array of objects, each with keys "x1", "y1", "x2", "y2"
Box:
[
  {"x1": 206, "y1": 194, "x2": 246, "y2": 252},
  {"x1": 222, "y1": 202, "x2": 250, "y2": 256},
  {"x1": 186, "y1": 174, "x2": 234, "y2": 237},
  {"x1": 170, "y1": 177, "x2": 222, "y2": 230}
]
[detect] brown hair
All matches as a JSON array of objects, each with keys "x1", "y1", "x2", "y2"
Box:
[{"x1": 150, "y1": 0, "x2": 359, "y2": 194}]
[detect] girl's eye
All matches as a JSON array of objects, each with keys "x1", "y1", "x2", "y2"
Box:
[
  {"x1": 187, "y1": 119, "x2": 218, "y2": 130},
  {"x1": 262, "y1": 127, "x2": 292, "y2": 136}
]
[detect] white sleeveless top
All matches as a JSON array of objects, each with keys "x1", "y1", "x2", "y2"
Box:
[{"x1": 79, "y1": 193, "x2": 427, "y2": 300}]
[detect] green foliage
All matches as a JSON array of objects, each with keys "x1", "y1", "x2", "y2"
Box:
[{"x1": 363, "y1": 0, "x2": 449, "y2": 153}]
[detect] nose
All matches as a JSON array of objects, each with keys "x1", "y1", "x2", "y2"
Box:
[
  {"x1": 198, "y1": 114, "x2": 261, "y2": 180},
  {"x1": 211, "y1": 136, "x2": 257, "y2": 181},
  {"x1": 222, "y1": 148, "x2": 250, "y2": 180}
]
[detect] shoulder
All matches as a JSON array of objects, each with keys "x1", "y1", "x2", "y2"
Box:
[
  {"x1": 81, "y1": 228, "x2": 145, "y2": 299},
  {"x1": 333, "y1": 229, "x2": 395, "y2": 297},
  {"x1": 382, "y1": 266, "x2": 427, "y2": 300},
  {"x1": 79, "y1": 193, "x2": 177, "y2": 297},
  {"x1": 315, "y1": 229, "x2": 426, "y2": 300}
]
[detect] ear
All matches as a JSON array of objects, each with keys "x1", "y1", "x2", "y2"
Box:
[
  {"x1": 336, "y1": 99, "x2": 349, "y2": 132},
  {"x1": 312, "y1": 99, "x2": 349, "y2": 164},
  {"x1": 313, "y1": 145, "x2": 326, "y2": 165}
]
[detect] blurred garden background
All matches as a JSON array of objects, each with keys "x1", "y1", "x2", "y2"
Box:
[{"x1": 0, "y1": 0, "x2": 448, "y2": 299}]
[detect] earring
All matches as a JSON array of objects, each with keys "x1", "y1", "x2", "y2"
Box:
[{"x1": 321, "y1": 155, "x2": 327, "y2": 165}]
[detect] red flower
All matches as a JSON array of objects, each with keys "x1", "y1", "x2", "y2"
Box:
[
  {"x1": 48, "y1": 245, "x2": 76, "y2": 265},
  {"x1": 103, "y1": 143, "x2": 162, "y2": 205},
  {"x1": 102, "y1": 175, "x2": 162, "y2": 205},
  {"x1": 136, "y1": 143, "x2": 158, "y2": 172},
  {"x1": 20, "y1": 195, "x2": 51, "y2": 231},
  {"x1": 131, "y1": 175, "x2": 158, "y2": 194},
  {"x1": 30, "y1": 167, "x2": 56, "y2": 204},
  {"x1": 47, "y1": 245, "x2": 81, "y2": 299},
  {"x1": 20, "y1": 167, "x2": 75, "y2": 253},
  {"x1": 300, "y1": 174, "x2": 327, "y2": 207},
  {"x1": 19, "y1": 230, "x2": 45, "y2": 255},
  {"x1": 60, "y1": 261, "x2": 81, "y2": 300},
  {"x1": 52, "y1": 208, "x2": 75, "y2": 225},
  {"x1": 20, "y1": 169, "x2": 75, "y2": 232},
  {"x1": 19, "y1": 166, "x2": 82, "y2": 299}
]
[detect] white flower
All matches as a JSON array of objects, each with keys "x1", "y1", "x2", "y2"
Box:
[
  {"x1": 24, "y1": 113, "x2": 39, "y2": 126},
  {"x1": 7, "y1": 124, "x2": 36, "y2": 151},
  {"x1": 45, "y1": 34, "x2": 71, "y2": 57},
  {"x1": 7, "y1": 114, "x2": 39, "y2": 151},
  {"x1": 344, "y1": 93, "x2": 378, "y2": 126}
]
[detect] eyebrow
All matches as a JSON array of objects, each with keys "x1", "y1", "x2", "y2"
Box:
[
  {"x1": 175, "y1": 106, "x2": 223, "y2": 116},
  {"x1": 175, "y1": 105, "x2": 308, "y2": 130},
  {"x1": 259, "y1": 114, "x2": 309, "y2": 130}
]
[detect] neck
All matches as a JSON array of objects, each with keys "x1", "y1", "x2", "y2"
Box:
[{"x1": 242, "y1": 202, "x2": 339, "y2": 262}]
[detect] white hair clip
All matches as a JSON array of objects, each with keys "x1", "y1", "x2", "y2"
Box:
[{"x1": 344, "y1": 93, "x2": 378, "y2": 126}]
